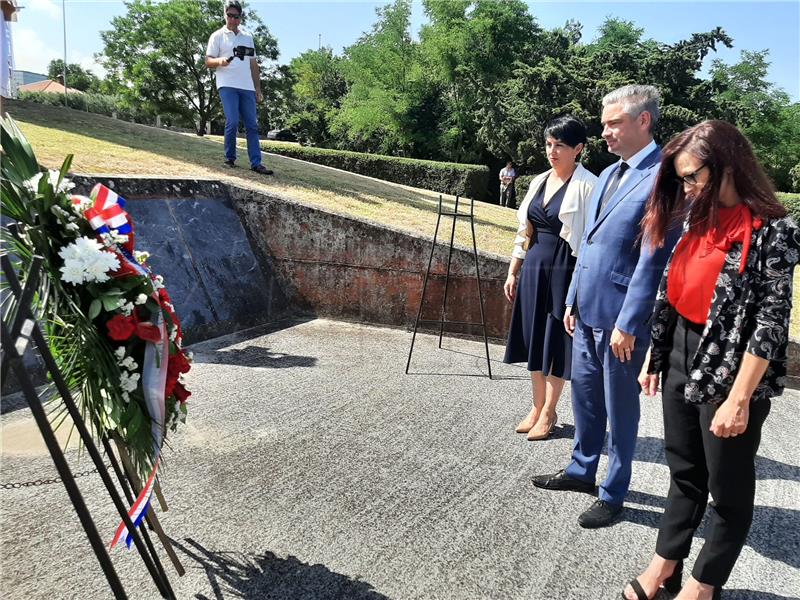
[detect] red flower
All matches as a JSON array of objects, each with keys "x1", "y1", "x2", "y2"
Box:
[
  {"x1": 173, "y1": 381, "x2": 191, "y2": 404},
  {"x1": 165, "y1": 351, "x2": 191, "y2": 398},
  {"x1": 107, "y1": 314, "x2": 137, "y2": 341},
  {"x1": 136, "y1": 322, "x2": 162, "y2": 343}
]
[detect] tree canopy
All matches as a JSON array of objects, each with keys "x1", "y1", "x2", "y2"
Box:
[{"x1": 92, "y1": 0, "x2": 799, "y2": 191}]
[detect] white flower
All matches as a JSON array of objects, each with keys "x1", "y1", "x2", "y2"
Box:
[
  {"x1": 122, "y1": 392, "x2": 130, "y2": 404},
  {"x1": 83, "y1": 252, "x2": 120, "y2": 283},
  {"x1": 114, "y1": 347, "x2": 126, "y2": 359},
  {"x1": 50, "y1": 205, "x2": 71, "y2": 219},
  {"x1": 120, "y1": 371, "x2": 140, "y2": 393},
  {"x1": 134, "y1": 251, "x2": 150, "y2": 264},
  {"x1": 47, "y1": 169, "x2": 75, "y2": 194},
  {"x1": 72, "y1": 236, "x2": 104, "y2": 256},
  {"x1": 120, "y1": 302, "x2": 134, "y2": 316},
  {"x1": 135, "y1": 293, "x2": 148, "y2": 305},
  {"x1": 120, "y1": 356, "x2": 138, "y2": 371},
  {"x1": 100, "y1": 231, "x2": 129, "y2": 247},
  {"x1": 58, "y1": 237, "x2": 120, "y2": 285},
  {"x1": 23, "y1": 172, "x2": 43, "y2": 193},
  {"x1": 152, "y1": 274, "x2": 165, "y2": 290},
  {"x1": 65, "y1": 223, "x2": 80, "y2": 232},
  {"x1": 59, "y1": 261, "x2": 86, "y2": 285}
]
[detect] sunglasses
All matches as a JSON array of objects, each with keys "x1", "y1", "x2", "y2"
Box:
[
  {"x1": 676, "y1": 164, "x2": 708, "y2": 186},
  {"x1": 226, "y1": 13, "x2": 241, "y2": 19}
]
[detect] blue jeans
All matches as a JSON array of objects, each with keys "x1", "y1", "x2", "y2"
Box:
[{"x1": 218, "y1": 87, "x2": 261, "y2": 168}]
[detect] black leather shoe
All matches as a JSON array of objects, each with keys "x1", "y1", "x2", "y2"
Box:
[
  {"x1": 224, "y1": 159, "x2": 236, "y2": 168},
  {"x1": 531, "y1": 469, "x2": 595, "y2": 494},
  {"x1": 578, "y1": 499, "x2": 623, "y2": 528},
  {"x1": 251, "y1": 164, "x2": 274, "y2": 175}
]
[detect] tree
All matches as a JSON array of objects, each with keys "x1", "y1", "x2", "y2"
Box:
[
  {"x1": 711, "y1": 50, "x2": 799, "y2": 191},
  {"x1": 420, "y1": 0, "x2": 544, "y2": 163},
  {"x1": 99, "y1": 0, "x2": 278, "y2": 135},
  {"x1": 46, "y1": 59, "x2": 101, "y2": 92},
  {"x1": 286, "y1": 47, "x2": 347, "y2": 145},
  {"x1": 330, "y1": 0, "x2": 419, "y2": 154}
]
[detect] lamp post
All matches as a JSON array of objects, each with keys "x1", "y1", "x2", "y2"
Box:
[{"x1": 62, "y1": 0, "x2": 67, "y2": 106}]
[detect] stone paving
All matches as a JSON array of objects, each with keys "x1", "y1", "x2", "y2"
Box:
[{"x1": 1, "y1": 318, "x2": 798, "y2": 600}]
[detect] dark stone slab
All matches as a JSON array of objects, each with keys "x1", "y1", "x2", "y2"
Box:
[{"x1": 124, "y1": 198, "x2": 218, "y2": 336}]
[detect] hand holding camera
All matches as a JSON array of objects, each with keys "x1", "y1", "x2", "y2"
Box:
[{"x1": 231, "y1": 45, "x2": 255, "y2": 61}]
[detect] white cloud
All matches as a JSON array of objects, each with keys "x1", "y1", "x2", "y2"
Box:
[
  {"x1": 12, "y1": 26, "x2": 59, "y2": 75},
  {"x1": 29, "y1": 0, "x2": 61, "y2": 20},
  {"x1": 72, "y1": 49, "x2": 106, "y2": 78}
]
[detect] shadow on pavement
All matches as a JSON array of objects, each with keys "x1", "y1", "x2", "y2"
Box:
[
  {"x1": 621, "y1": 490, "x2": 800, "y2": 571},
  {"x1": 195, "y1": 346, "x2": 318, "y2": 369},
  {"x1": 173, "y1": 538, "x2": 390, "y2": 600},
  {"x1": 630, "y1": 436, "x2": 800, "y2": 483}
]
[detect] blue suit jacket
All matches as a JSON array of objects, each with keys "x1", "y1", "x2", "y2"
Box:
[{"x1": 566, "y1": 147, "x2": 679, "y2": 339}]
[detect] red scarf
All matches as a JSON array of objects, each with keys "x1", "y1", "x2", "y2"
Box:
[{"x1": 667, "y1": 203, "x2": 763, "y2": 324}]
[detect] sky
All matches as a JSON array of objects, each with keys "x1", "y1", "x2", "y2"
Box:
[{"x1": 9, "y1": 0, "x2": 800, "y2": 101}]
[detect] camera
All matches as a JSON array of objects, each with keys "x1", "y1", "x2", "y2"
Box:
[{"x1": 232, "y1": 45, "x2": 255, "y2": 60}]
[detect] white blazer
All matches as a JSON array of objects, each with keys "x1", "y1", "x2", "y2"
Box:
[{"x1": 511, "y1": 162, "x2": 598, "y2": 259}]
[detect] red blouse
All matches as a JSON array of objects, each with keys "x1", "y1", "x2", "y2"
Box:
[{"x1": 667, "y1": 203, "x2": 761, "y2": 324}]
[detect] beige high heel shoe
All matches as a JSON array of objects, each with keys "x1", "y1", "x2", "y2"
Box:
[
  {"x1": 527, "y1": 413, "x2": 557, "y2": 441},
  {"x1": 515, "y1": 409, "x2": 541, "y2": 433}
]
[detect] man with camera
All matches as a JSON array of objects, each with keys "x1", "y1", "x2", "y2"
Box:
[{"x1": 205, "y1": 0, "x2": 273, "y2": 175}]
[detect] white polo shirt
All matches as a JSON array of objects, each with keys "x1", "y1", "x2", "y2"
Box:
[{"x1": 206, "y1": 25, "x2": 257, "y2": 91}]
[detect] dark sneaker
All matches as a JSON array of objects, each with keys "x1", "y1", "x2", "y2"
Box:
[
  {"x1": 531, "y1": 469, "x2": 595, "y2": 494},
  {"x1": 251, "y1": 165, "x2": 274, "y2": 175},
  {"x1": 578, "y1": 499, "x2": 623, "y2": 528},
  {"x1": 224, "y1": 159, "x2": 236, "y2": 168}
]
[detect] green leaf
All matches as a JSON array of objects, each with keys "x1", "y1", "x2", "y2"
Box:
[
  {"x1": 101, "y1": 295, "x2": 121, "y2": 311},
  {"x1": 127, "y1": 405, "x2": 144, "y2": 437},
  {"x1": 88, "y1": 298, "x2": 102, "y2": 320}
]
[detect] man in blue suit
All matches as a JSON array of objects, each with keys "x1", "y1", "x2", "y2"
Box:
[{"x1": 533, "y1": 85, "x2": 680, "y2": 528}]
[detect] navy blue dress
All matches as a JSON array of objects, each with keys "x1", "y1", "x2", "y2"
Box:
[{"x1": 503, "y1": 177, "x2": 576, "y2": 378}]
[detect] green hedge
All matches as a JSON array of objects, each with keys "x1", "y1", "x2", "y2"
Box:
[
  {"x1": 516, "y1": 177, "x2": 800, "y2": 220},
  {"x1": 514, "y1": 175, "x2": 535, "y2": 203},
  {"x1": 261, "y1": 141, "x2": 490, "y2": 201},
  {"x1": 18, "y1": 92, "x2": 156, "y2": 125},
  {"x1": 779, "y1": 193, "x2": 800, "y2": 224}
]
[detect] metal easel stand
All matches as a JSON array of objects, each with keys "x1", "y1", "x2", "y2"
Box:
[
  {"x1": 405, "y1": 195, "x2": 492, "y2": 379},
  {"x1": 0, "y1": 253, "x2": 177, "y2": 600}
]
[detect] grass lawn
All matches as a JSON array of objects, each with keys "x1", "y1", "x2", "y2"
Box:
[
  {"x1": 5, "y1": 100, "x2": 516, "y2": 257},
  {"x1": 6, "y1": 100, "x2": 800, "y2": 338}
]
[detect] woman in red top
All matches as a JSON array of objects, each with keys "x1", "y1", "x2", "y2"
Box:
[{"x1": 622, "y1": 121, "x2": 799, "y2": 600}]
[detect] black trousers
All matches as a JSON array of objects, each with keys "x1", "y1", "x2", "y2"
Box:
[{"x1": 655, "y1": 316, "x2": 771, "y2": 587}]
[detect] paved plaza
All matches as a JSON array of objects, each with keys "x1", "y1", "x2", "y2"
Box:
[{"x1": 1, "y1": 319, "x2": 798, "y2": 599}]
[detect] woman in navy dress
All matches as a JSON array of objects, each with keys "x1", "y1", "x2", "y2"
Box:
[{"x1": 503, "y1": 116, "x2": 597, "y2": 440}]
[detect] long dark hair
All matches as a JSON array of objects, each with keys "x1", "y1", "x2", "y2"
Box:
[{"x1": 642, "y1": 120, "x2": 785, "y2": 248}]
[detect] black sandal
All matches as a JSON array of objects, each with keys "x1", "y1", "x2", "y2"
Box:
[{"x1": 622, "y1": 560, "x2": 683, "y2": 600}]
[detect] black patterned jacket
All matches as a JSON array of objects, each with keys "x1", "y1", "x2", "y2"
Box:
[{"x1": 648, "y1": 215, "x2": 800, "y2": 404}]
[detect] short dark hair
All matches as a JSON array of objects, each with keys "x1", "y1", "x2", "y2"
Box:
[
  {"x1": 543, "y1": 115, "x2": 587, "y2": 148},
  {"x1": 225, "y1": 1, "x2": 242, "y2": 14}
]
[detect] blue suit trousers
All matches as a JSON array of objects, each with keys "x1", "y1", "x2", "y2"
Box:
[{"x1": 565, "y1": 317, "x2": 647, "y2": 505}]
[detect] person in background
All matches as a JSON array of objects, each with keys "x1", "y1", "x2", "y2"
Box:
[
  {"x1": 623, "y1": 120, "x2": 799, "y2": 600},
  {"x1": 532, "y1": 85, "x2": 679, "y2": 529},
  {"x1": 503, "y1": 116, "x2": 597, "y2": 440},
  {"x1": 205, "y1": 0, "x2": 273, "y2": 175},
  {"x1": 499, "y1": 161, "x2": 518, "y2": 208}
]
